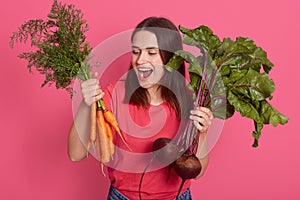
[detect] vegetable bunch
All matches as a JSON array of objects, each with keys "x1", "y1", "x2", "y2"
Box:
[
  {"x1": 167, "y1": 25, "x2": 289, "y2": 151},
  {"x1": 9, "y1": 0, "x2": 130, "y2": 168},
  {"x1": 147, "y1": 26, "x2": 290, "y2": 199},
  {"x1": 9, "y1": 0, "x2": 91, "y2": 95}
]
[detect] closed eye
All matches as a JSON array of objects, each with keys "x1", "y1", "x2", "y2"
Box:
[
  {"x1": 148, "y1": 49, "x2": 159, "y2": 55},
  {"x1": 132, "y1": 49, "x2": 140, "y2": 55},
  {"x1": 131, "y1": 46, "x2": 159, "y2": 56},
  {"x1": 148, "y1": 52, "x2": 158, "y2": 55}
]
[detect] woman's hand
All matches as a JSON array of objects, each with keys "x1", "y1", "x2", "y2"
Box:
[
  {"x1": 80, "y1": 73, "x2": 104, "y2": 106},
  {"x1": 190, "y1": 107, "x2": 213, "y2": 133}
]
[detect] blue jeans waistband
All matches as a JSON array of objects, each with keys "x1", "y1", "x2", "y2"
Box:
[{"x1": 107, "y1": 185, "x2": 192, "y2": 200}]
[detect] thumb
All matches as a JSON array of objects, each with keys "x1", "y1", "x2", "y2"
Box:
[{"x1": 92, "y1": 71, "x2": 99, "y2": 79}]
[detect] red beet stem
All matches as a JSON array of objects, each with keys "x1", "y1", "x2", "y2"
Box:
[
  {"x1": 175, "y1": 178, "x2": 186, "y2": 200},
  {"x1": 138, "y1": 157, "x2": 154, "y2": 200},
  {"x1": 173, "y1": 154, "x2": 202, "y2": 199}
]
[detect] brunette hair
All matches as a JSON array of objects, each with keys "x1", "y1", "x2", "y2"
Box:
[{"x1": 124, "y1": 17, "x2": 192, "y2": 119}]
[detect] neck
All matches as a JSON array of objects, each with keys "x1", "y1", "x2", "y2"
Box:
[{"x1": 147, "y1": 85, "x2": 163, "y2": 105}]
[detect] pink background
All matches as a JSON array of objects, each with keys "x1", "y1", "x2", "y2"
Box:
[{"x1": 1, "y1": 0, "x2": 299, "y2": 199}]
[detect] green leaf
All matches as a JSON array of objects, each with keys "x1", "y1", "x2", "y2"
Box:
[
  {"x1": 179, "y1": 25, "x2": 222, "y2": 59},
  {"x1": 216, "y1": 37, "x2": 274, "y2": 73},
  {"x1": 211, "y1": 97, "x2": 235, "y2": 119},
  {"x1": 252, "y1": 121, "x2": 263, "y2": 147},
  {"x1": 227, "y1": 90, "x2": 262, "y2": 124},
  {"x1": 165, "y1": 53, "x2": 184, "y2": 71},
  {"x1": 166, "y1": 50, "x2": 203, "y2": 88},
  {"x1": 259, "y1": 100, "x2": 289, "y2": 126},
  {"x1": 231, "y1": 68, "x2": 274, "y2": 101},
  {"x1": 224, "y1": 69, "x2": 248, "y2": 85},
  {"x1": 188, "y1": 73, "x2": 201, "y2": 95}
]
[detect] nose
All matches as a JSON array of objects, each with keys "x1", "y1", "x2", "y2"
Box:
[{"x1": 136, "y1": 51, "x2": 148, "y2": 65}]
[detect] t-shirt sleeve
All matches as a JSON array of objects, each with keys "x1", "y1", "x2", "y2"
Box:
[{"x1": 102, "y1": 82, "x2": 116, "y2": 111}]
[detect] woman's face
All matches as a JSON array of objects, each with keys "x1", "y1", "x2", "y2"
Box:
[{"x1": 131, "y1": 30, "x2": 165, "y2": 90}]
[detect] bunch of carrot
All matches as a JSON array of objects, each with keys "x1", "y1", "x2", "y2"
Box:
[
  {"x1": 9, "y1": 0, "x2": 131, "y2": 173},
  {"x1": 87, "y1": 100, "x2": 131, "y2": 171}
]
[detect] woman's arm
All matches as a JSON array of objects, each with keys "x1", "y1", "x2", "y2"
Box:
[
  {"x1": 68, "y1": 101, "x2": 91, "y2": 161},
  {"x1": 194, "y1": 132, "x2": 209, "y2": 179},
  {"x1": 189, "y1": 107, "x2": 213, "y2": 179},
  {"x1": 68, "y1": 76, "x2": 104, "y2": 162}
]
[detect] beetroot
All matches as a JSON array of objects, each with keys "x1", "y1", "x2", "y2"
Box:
[
  {"x1": 139, "y1": 138, "x2": 179, "y2": 200},
  {"x1": 173, "y1": 154, "x2": 202, "y2": 179},
  {"x1": 152, "y1": 139, "x2": 202, "y2": 200},
  {"x1": 152, "y1": 138, "x2": 179, "y2": 164},
  {"x1": 139, "y1": 138, "x2": 202, "y2": 200},
  {"x1": 173, "y1": 154, "x2": 202, "y2": 199}
]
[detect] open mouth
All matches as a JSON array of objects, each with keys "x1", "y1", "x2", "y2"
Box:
[{"x1": 137, "y1": 68, "x2": 153, "y2": 79}]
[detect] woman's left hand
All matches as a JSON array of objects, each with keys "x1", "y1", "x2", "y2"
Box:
[{"x1": 190, "y1": 107, "x2": 213, "y2": 133}]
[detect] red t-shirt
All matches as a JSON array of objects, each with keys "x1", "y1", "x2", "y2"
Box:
[{"x1": 102, "y1": 81, "x2": 190, "y2": 200}]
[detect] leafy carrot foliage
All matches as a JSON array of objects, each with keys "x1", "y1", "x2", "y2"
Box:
[{"x1": 10, "y1": 0, "x2": 92, "y2": 95}]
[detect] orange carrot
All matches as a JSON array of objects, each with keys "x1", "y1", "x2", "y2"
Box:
[
  {"x1": 105, "y1": 122, "x2": 114, "y2": 159},
  {"x1": 95, "y1": 130, "x2": 101, "y2": 161},
  {"x1": 97, "y1": 108, "x2": 111, "y2": 163},
  {"x1": 98, "y1": 122, "x2": 114, "y2": 177},
  {"x1": 86, "y1": 139, "x2": 91, "y2": 158},
  {"x1": 86, "y1": 102, "x2": 97, "y2": 157},
  {"x1": 90, "y1": 102, "x2": 97, "y2": 142},
  {"x1": 103, "y1": 109, "x2": 121, "y2": 132},
  {"x1": 103, "y1": 109, "x2": 131, "y2": 151},
  {"x1": 100, "y1": 163, "x2": 105, "y2": 177}
]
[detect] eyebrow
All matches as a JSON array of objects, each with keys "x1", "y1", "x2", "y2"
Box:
[{"x1": 131, "y1": 45, "x2": 159, "y2": 50}]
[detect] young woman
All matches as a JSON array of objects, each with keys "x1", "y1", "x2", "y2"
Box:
[{"x1": 68, "y1": 17, "x2": 213, "y2": 200}]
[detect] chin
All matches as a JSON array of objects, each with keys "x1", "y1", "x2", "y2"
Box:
[{"x1": 138, "y1": 81, "x2": 157, "y2": 90}]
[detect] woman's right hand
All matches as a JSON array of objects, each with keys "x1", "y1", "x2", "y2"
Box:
[{"x1": 80, "y1": 74, "x2": 104, "y2": 106}]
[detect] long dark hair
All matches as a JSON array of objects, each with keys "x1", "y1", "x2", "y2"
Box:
[{"x1": 124, "y1": 17, "x2": 192, "y2": 119}]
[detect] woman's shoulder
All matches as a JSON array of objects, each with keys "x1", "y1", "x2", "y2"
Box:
[
  {"x1": 104, "y1": 80, "x2": 126, "y2": 95},
  {"x1": 102, "y1": 80, "x2": 126, "y2": 107}
]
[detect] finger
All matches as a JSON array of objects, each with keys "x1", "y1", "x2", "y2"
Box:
[
  {"x1": 83, "y1": 91, "x2": 104, "y2": 106},
  {"x1": 81, "y1": 84, "x2": 104, "y2": 106},
  {"x1": 81, "y1": 78, "x2": 99, "y2": 88},
  {"x1": 81, "y1": 78, "x2": 101, "y2": 94},
  {"x1": 190, "y1": 114, "x2": 207, "y2": 127},
  {"x1": 92, "y1": 71, "x2": 99, "y2": 79},
  {"x1": 191, "y1": 107, "x2": 213, "y2": 122},
  {"x1": 190, "y1": 109, "x2": 211, "y2": 126},
  {"x1": 199, "y1": 107, "x2": 214, "y2": 119},
  {"x1": 82, "y1": 83, "x2": 101, "y2": 93},
  {"x1": 193, "y1": 119, "x2": 203, "y2": 132},
  {"x1": 82, "y1": 87, "x2": 103, "y2": 99},
  {"x1": 191, "y1": 117, "x2": 209, "y2": 133}
]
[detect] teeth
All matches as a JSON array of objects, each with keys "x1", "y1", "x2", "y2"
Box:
[
  {"x1": 137, "y1": 68, "x2": 152, "y2": 78},
  {"x1": 138, "y1": 68, "x2": 152, "y2": 72}
]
